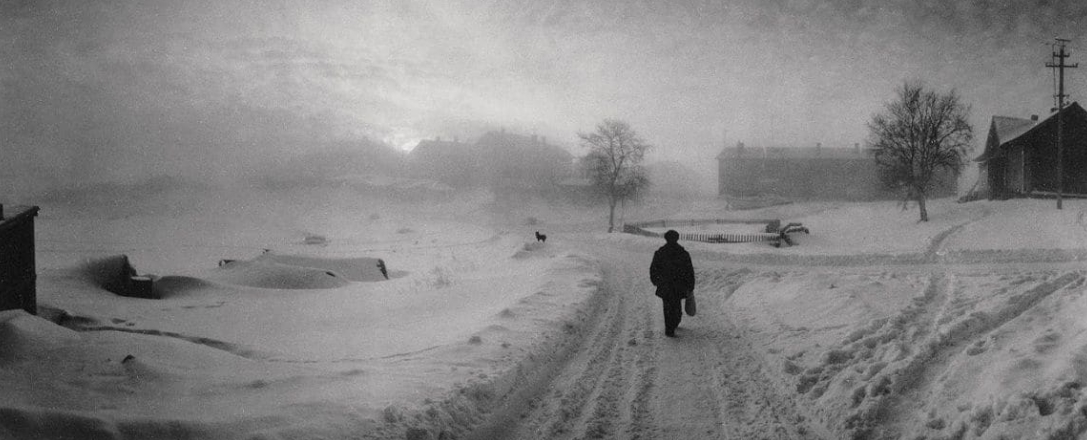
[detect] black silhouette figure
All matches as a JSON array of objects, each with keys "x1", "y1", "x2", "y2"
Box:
[
  {"x1": 377, "y1": 259, "x2": 388, "y2": 279},
  {"x1": 649, "y1": 230, "x2": 695, "y2": 338},
  {"x1": 535, "y1": 231, "x2": 547, "y2": 242}
]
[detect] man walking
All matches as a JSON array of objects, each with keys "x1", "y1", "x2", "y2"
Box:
[{"x1": 650, "y1": 230, "x2": 695, "y2": 337}]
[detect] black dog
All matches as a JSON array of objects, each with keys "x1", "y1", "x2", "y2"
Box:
[{"x1": 535, "y1": 231, "x2": 547, "y2": 243}]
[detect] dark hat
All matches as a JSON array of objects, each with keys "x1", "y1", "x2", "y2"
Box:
[{"x1": 664, "y1": 230, "x2": 679, "y2": 243}]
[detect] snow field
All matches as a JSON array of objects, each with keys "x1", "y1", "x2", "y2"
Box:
[
  {"x1": 656, "y1": 199, "x2": 1087, "y2": 438},
  {"x1": 5, "y1": 188, "x2": 607, "y2": 439},
  {"x1": 13, "y1": 190, "x2": 1087, "y2": 439},
  {"x1": 699, "y1": 265, "x2": 1087, "y2": 439}
]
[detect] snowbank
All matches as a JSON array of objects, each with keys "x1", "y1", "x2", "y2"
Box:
[
  {"x1": 23, "y1": 189, "x2": 1087, "y2": 439},
  {"x1": 14, "y1": 188, "x2": 606, "y2": 439},
  {"x1": 685, "y1": 199, "x2": 1087, "y2": 439}
]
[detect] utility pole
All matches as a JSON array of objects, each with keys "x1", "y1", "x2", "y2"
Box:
[{"x1": 1047, "y1": 38, "x2": 1077, "y2": 209}]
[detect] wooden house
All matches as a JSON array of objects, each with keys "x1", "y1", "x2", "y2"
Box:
[{"x1": 974, "y1": 103, "x2": 1087, "y2": 199}]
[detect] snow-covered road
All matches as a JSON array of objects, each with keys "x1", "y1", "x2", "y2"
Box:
[
  {"x1": 473, "y1": 238, "x2": 820, "y2": 439},
  {"x1": 466, "y1": 206, "x2": 1087, "y2": 440}
]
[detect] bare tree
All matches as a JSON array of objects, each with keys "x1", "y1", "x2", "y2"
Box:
[
  {"x1": 579, "y1": 119, "x2": 651, "y2": 232},
  {"x1": 867, "y1": 82, "x2": 972, "y2": 222}
]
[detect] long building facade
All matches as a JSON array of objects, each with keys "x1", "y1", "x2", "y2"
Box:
[{"x1": 717, "y1": 143, "x2": 957, "y2": 201}]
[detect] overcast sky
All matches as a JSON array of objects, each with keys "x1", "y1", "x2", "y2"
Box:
[{"x1": 4, "y1": 0, "x2": 1087, "y2": 193}]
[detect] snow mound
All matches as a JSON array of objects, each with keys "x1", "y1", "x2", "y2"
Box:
[
  {"x1": 78, "y1": 255, "x2": 148, "y2": 296},
  {"x1": 0, "y1": 310, "x2": 81, "y2": 361},
  {"x1": 208, "y1": 260, "x2": 351, "y2": 289},
  {"x1": 254, "y1": 252, "x2": 388, "y2": 281},
  {"x1": 150, "y1": 275, "x2": 219, "y2": 298}
]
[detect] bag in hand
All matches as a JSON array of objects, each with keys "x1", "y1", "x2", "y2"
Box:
[{"x1": 684, "y1": 290, "x2": 696, "y2": 316}]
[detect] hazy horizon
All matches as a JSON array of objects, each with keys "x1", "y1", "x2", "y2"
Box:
[{"x1": 4, "y1": 0, "x2": 1087, "y2": 196}]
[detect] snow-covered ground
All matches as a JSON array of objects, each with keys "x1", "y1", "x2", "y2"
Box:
[
  {"x1": 5, "y1": 187, "x2": 603, "y2": 439},
  {"x1": 5, "y1": 191, "x2": 1087, "y2": 439}
]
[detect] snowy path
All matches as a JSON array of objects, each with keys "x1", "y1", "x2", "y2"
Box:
[
  {"x1": 466, "y1": 215, "x2": 1087, "y2": 439},
  {"x1": 473, "y1": 238, "x2": 820, "y2": 439}
]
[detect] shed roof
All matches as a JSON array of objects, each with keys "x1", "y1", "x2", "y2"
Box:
[
  {"x1": 991, "y1": 116, "x2": 1037, "y2": 145},
  {"x1": 975, "y1": 102, "x2": 1085, "y2": 162}
]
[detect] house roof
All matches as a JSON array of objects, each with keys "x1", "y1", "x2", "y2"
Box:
[
  {"x1": 974, "y1": 116, "x2": 1036, "y2": 162},
  {"x1": 992, "y1": 116, "x2": 1037, "y2": 145},
  {"x1": 975, "y1": 102, "x2": 1085, "y2": 162},
  {"x1": 410, "y1": 139, "x2": 478, "y2": 159}
]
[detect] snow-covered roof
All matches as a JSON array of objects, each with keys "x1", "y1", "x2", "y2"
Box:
[
  {"x1": 974, "y1": 115, "x2": 1037, "y2": 162},
  {"x1": 976, "y1": 102, "x2": 1085, "y2": 162},
  {"x1": 991, "y1": 116, "x2": 1037, "y2": 145}
]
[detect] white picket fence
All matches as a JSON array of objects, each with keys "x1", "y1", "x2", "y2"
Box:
[{"x1": 622, "y1": 218, "x2": 784, "y2": 245}]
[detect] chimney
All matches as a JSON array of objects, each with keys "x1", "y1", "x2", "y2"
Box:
[
  {"x1": 816, "y1": 142, "x2": 822, "y2": 154},
  {"x1": 854, "y1": 143, "x2": 860, "y2": 154},
  {"x1": 1031, "y1": 114, "x2": 1039, "y2": 121}
]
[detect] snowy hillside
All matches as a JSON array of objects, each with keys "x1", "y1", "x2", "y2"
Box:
[{"x1": 5, "y1": 191, "x2": 1087, "y2": 439}]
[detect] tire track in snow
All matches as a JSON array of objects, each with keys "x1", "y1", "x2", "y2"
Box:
[
  {"x1": 500, "y1": 260, "x2": 639, "y2": 440},
  {"x1": 862, "y1": 270, "x2": 1084, "y2": 438},
  {"x1": 654, "y1": 280, "x2": 817, "y2": 440},
  {"x1": 556, "y1": 258, "x2": 662, "y2": 440},
  {"x1": 71, "y1": 325, "x2": 268, "y2": 359},
  {"x1": 495, "y1": 241, "x2": 819, "y2": 439},
  {"x1": 621, "y1": 301, "x2": 659, "y2": 440}
]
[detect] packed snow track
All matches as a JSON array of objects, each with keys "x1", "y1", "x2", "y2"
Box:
[{"x1": 467, "y1": 240, "x2": 821, "y2": 440}]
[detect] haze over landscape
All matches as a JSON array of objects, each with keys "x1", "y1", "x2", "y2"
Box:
[
  {"x1": 5, "y1": 0, "x2": 1087, "y2": 194},
  {"x1": 9, "y1": 2, "x2": 1087, "y2": 440}
]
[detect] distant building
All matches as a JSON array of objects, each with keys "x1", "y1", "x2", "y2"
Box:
[
  {"x1": 645, "y1": 161, "x2": 707, "y2": 199},
  {"x1": 716, "y1": 142, "x2": 957, "y2": 201},
  {"x1": 409, "y1": 132, "x2": 575, "y2": 197},
  {"x1": 476, "y1": 132, "x2": 574, "y2": 192},
  {"x1": 974, "y1": 102, "x2": 1087, "y2": 199},
  {"x1": 409, "y1": 138, "x2": 484, "y2": 188}
]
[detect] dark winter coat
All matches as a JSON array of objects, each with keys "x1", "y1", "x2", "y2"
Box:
[{"x1": 650, "y1": 242, "x2": 695, "y2": 300}]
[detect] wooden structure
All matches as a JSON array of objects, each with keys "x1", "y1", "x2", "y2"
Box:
[
  {"x1": 717, "y1": 143, "x2": 957, "y2": 201},
  {"x1": 0, "y1": 205, "x2": 40, "y2": 314},
  {"x1": 622, "y1": 218, "x2": 801, "y2": 247},
  {"x1": 975, "y1": 102, "x2": 1087, "y2": 199}
]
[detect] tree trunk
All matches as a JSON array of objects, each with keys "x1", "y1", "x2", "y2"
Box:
[
  {"x1": 916, "y1": 190, "x2": 928, "y2": 222},
  {"x1": 607, "y1": 199, "x2": 617, "y2": 232}
]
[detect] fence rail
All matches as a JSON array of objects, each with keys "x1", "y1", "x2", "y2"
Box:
[
  {"x1": 622, "y1": 218, "x2": 784, "y2": 245},
  {"x1": 0, "y1": 205, "x2": 40, "y2": 315}
]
